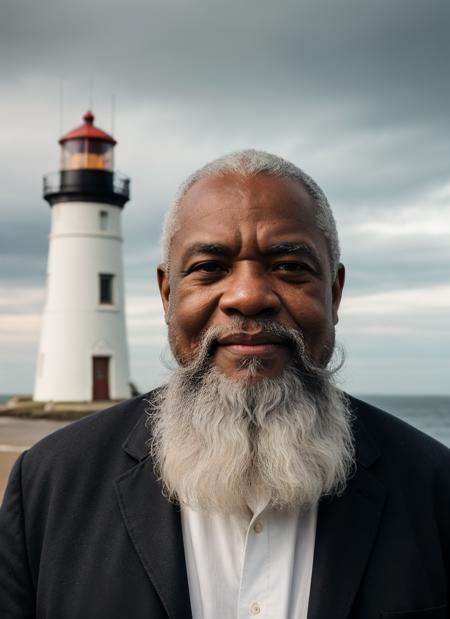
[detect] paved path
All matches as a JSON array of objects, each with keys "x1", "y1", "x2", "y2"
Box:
[{"x1": 0, "y1": 417, "x2": 72, "y2": 502}]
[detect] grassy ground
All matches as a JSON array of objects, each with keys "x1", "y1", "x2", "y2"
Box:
[{"x1": 0, "y1": 395, "x2": 120, "y2": 420}]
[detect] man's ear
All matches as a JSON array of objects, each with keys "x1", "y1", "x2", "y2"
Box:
[
  {"x1": 332, "y1": 263, "x2": 345, "y2": 325},
  {"x1": 157, "y1": 264, "x2": 170, "y2": 324}
]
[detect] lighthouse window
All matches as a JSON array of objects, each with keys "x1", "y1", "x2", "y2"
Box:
[
  {"x1": 61, "y1": 138, "x2": 84, "y2": 170},
  {"x1": 99, "y1": 210, "x2": 109, "y2": 230},
  {"x1": 99, "y1": 274, "x2": 114, "y2": 305}
]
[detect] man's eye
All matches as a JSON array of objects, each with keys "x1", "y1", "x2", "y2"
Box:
[
  {"x1": 274, "y1": 262, "x2": 309, "y2": 272},
  {"x1": 190, "y1": 262, "x2": 226, "y2": 273}
]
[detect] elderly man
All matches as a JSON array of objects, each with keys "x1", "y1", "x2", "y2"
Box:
[{"x1": 1, "y1": 150, "x2": 449, "y2": 618}]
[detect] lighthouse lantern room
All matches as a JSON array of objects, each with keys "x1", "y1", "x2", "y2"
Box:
[{"x1": 34, "y1": 111, "x2": 131, "y2": 402}]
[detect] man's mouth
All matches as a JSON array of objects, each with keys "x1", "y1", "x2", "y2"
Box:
[{"x1": 214, "y1": 332, "x2": 290, "y2": 357}]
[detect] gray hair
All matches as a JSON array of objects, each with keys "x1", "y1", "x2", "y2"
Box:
[{"x1": 161, "y1": 149, "x2": 341, "y2": 275}]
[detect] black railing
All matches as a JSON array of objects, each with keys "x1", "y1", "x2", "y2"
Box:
[{"x1": 43, "y1": 170, "x2": 130, "y2": 206}]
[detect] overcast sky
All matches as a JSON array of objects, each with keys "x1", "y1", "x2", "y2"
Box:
[{"x1": 1, "y1": 0, "x2": 449, "y2": 396}]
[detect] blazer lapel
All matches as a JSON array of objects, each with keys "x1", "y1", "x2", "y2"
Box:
[
  {"x1": 115, "y1": 406, "x2": 192, "y2": 619},
  {"x1": 307, "y1": 407, "x2": 387, "y2": 619}
]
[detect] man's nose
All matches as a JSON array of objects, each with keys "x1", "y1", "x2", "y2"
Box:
[{"x1": 218, "y1": 263, "x2": 281, "y2": 317}]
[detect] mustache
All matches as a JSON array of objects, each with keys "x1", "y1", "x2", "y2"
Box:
[
  {"x1": 205, "y1": 317, "x2": 305, "y2": 356},
  {"x1": 186, "y1": 318, "x2": 308, "y2": 377},
  {"x1": 178, "y1": 317, "x2": 343, "y2": 391}
]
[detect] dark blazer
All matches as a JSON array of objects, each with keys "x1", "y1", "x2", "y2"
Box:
[{"x1": 0, "y1": 393, "x2": 449, "y2": 619}]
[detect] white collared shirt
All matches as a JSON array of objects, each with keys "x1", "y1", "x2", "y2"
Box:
[{"x1": 181, "y1": 500, "x2": 318, "y2": 619}]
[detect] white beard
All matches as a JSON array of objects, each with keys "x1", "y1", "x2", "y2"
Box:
[{"x1": 149, "y1": 321, "x2": 355, "y2": 514}]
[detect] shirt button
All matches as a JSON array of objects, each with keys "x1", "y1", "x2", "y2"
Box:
[
  {"x1": 249, "y1": 601, "x2": 261, "y2": 615},
  {"x1": 253, "y1": 520, "x2": 263, "y2": 533}
]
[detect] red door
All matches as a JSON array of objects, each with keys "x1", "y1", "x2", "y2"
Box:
[{"x1": 92, "y1": 356, "x2": 110, "y2": 400}]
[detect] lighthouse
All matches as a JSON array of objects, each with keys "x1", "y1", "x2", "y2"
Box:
[{"x1": 33, "y1": 111, "x2": 131, "y2": 402}]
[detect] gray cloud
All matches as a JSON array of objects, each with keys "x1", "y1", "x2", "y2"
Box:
[{"x1": 1, "y1": 0, "x2": 449, "y2": 134}]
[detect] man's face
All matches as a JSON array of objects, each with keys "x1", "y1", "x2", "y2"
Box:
[{"x1": 158, "y1": 173, "x2": 345, "y2": 379}]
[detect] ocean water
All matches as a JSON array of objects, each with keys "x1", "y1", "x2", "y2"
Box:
[{"x1": 1, "y1": 394, "x2": 449, "y2": 448}]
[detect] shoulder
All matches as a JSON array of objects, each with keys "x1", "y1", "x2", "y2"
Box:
[
  {"x1": 348, "y1": 394, "x2": 450, "y2": 476},
  {"x1": 19, "y1": 390, "x2": 160, "y2": 483}
]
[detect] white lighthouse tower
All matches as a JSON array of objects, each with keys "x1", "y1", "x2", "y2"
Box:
[{"x1": 33, "y1": 111, "x2": 131, "y2": 402}]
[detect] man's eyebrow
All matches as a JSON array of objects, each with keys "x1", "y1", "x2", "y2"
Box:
[
  {"x1": 266, "y1": 242, "x2": 323, "y2": 270},
  {"x1": 182, "y1": 243, "x2": 232, "y2": 261},
  {"x1": 181, "y1": 241, "x2": 323, "y2": 270}
]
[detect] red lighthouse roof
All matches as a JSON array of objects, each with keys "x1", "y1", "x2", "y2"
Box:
[{"x1": 59, "y1": 111, "x2": 116, "y2": 145}]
